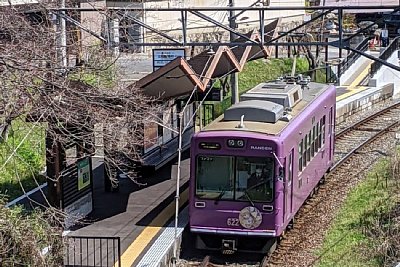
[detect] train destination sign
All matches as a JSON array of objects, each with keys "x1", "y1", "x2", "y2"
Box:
[{"x1": 199, "y1": 142, "x2": 221, "y2": 150}]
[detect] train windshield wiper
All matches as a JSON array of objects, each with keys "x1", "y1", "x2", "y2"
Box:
[
  {"x1": 214, "y1": 190, "x2": 226, "y2": 204},
  {"x1": 244, "y1": 190, "x2": 255, "y2": 207}
]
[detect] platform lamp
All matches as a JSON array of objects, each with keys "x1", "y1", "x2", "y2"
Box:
[{"x1": 169, "y1": 80, "x2": 217, "y2": 267}]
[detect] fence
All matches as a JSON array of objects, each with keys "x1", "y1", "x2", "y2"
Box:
[{"x1": 64, "y1": 236, "x2": 121, "y2": 267}]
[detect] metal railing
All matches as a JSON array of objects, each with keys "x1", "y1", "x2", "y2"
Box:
[
  {"x1": 370, "y1": 36, "x2": 400, "y2": 77},
  {"x1": 338, "y1": 37, "x2": 370, "y2": 76},
  {"x1": 326, "y1": 37, "x2": 369, "y2": 84},
  {"x1": 64, "y1": 236, "x2": 121, "y2": 267}
]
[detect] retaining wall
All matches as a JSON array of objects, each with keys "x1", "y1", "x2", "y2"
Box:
[
  {"x1": 370, "y1": 49, "x2": 400, "y2": 96},
  {"x1": 336, "y1": 83, "x2": 394, "y2": 124}
]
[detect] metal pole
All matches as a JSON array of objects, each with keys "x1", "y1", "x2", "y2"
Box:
[
  {"x1": 325, "y1": 37, "x2": 329, "y2": 83},
  {"x1": 172, "y1": 112, "x2": 183, "y2": 267},
  {"x1": 337, "y1": 8, "x2": 343, "y2": 83},
  {"x1": 60, "y1": 0, "x2": 67, "y2": 71},
  {"x1": 181, "y1": 10, "x2": 187, "y2": 46},
  {"x1": 229, "y1": 0, "x2": 239, "y2": 105}
]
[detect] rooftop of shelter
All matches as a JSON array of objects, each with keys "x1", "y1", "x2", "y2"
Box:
[{"x1": 134, "y1": 19, "x2": 280, "y2": 99}]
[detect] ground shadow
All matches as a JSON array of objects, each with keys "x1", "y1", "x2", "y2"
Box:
[{"x1": 85, "y1": 150, "x2": 190, "y2": 224}]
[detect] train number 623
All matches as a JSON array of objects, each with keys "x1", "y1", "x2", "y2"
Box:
[{"x1": 226, "y1": 218, "x2": 239, "y2": 226}]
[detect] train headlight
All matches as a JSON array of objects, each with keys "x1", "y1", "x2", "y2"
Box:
[
  {"x1": 227, "y1": 139, "x2": 245, "y2": 148},
  {"x1": 237, "y1": 140, "x2": 244, "y2": 147},
  {"x1": 228, "y1": 139, "x2": 235, "y2": 147}
]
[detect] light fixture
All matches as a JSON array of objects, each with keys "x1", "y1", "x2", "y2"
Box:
[{"x1": 206, "y1": 47, "x2": 216, "y2": 55}]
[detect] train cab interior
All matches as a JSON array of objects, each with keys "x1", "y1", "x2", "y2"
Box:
[{"x1": 195, "y1": 155, "x2": 274, "y2": 203}]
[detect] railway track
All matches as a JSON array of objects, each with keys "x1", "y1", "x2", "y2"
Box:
[
  {"x1": 179, "y1": 101, "x2": 400, "y2": 267},
  {"x1": 266, "y1": 102, "x2": 400, "y2": 266},
  {"x1": 333, "y1": 102, "x2": 400, "y2": 168}
]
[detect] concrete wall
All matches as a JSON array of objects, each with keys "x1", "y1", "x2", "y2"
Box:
[
  {"x1": 336, "y1": 83, "x2": 394, "y2": 124},
  {"x1": 339, "y1": 54, "x2": 370, "y2": 86},
  {"x1": 370, "y1": 49, "x2": 400, "y2": 96},
  {"x1": 80, "y1": 0, "x2": 107, "y2": 49},
  {"x1": 106, "y1": 0, "x2": 305, "y2": 54},
  {"x1": 134, "y1": 0, "x2": 305, "y2": 32}
]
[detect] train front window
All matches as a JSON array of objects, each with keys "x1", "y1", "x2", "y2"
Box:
[
  {"x1": 195, "y1": 155, "x2": 274, "y2": 202},
  {"x1": 235, "y1": 157, "x2": 274, "y2": 202},
  {"x1": 196, "y1": 156, "x2": 234, "y2": 200}
]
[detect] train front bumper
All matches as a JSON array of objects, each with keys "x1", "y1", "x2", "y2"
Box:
[{"x1": 190, "y1": 226, "x2": 276, "y2": 237}]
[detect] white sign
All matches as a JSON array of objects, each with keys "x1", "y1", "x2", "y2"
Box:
[
  {"x1": 381, "y1": 29, "x2": 389, "y2": 38},
  {"x1": 152, "y1": 49, "x2": 186, "y2": 71},
  {"x1": 250, "y1": 145, "x2": 272, "y2": 151}
]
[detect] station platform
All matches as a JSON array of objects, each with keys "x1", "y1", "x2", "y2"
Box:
[
  {"x1": 335, "y1": 83, "x2": 394, "y2": 124},
  {"x1": 65, "y1": 153, "x2": 191, "y2": 267}
]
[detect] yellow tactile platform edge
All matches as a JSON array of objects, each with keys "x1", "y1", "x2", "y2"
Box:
[{"x1": 114, "y1": 188, "x2": 189, "y2": 267}]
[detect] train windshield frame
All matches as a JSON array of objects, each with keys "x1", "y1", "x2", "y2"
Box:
[{"x1": 195, "y1": 155, "x2": 275, "y2": 203}]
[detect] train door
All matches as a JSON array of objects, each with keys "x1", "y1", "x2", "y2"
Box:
[
  {"x1": 285, "y1": 149, "x2": 294, "y2": 220},
  {"x1": 328, "y1": 107, "x2": 334, "y2": 162}
]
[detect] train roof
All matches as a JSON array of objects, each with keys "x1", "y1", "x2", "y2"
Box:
[{"x1": 202, "y1": 81, "x2": 332, "y2": 136}]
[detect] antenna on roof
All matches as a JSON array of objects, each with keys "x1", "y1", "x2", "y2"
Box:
[{"x1": 237, "y1": 115, "x2": 245, "y2": 128}]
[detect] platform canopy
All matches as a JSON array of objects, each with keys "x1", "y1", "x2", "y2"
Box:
[{"x1": 134, "y1": 19, "x2": 280, "y2": 100}]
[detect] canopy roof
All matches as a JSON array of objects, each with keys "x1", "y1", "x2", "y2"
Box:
[{"x1": 135, "y1": 19, "x2": 280, "y2": 99}]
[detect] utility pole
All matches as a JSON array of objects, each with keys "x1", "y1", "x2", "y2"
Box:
[
  {"x1": 60, "y1": 0, "x2": 67, "y2": 71},
  {"x1": 54, "y1": 0, "x2": 67, "y2": 74},
  {"x1": 229, "y1": 0, "x2": 239, "y2": 105}
]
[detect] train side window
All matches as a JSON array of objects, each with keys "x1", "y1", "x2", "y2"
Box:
[
  {"x1": 288, "y1": 149, "x2": 293, "y2": 184},
  {"x1": 321, "y1": 116, "x2": 326, "y2": 145},
  {"x1": 311, "y1": 126, "x2": 315, "y2": 157},
  {"x1": 316, "y1": 122, "x2": 320, "y2": 150},
  {"x1": 307, "y1": 130, "x2": 311, "y2": 162},
  {"x1": 313, "y1": 125, "x2": 318, "y2": 155},
  {"x1": 298, "y1": 140, "x2": 303, "y2": 172},
  {"x1": 298, "y1": 177, "x2": 302, "y2": 188},
  {"x1": 302, "y1": 135, "x2": 307, "y2": 167}
]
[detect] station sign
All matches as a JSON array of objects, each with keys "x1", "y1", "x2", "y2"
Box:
[
  {"x1": 152, "y1": 48, "x2": 186, "y2": 71},
  {"x1": 196, "y1": 87, "x2": 223, "y2": 102},
  {"x1": 78, "y1": 157, "x2": 91, "y2": 190}
]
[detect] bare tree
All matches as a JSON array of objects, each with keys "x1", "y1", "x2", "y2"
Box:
[
  {"x1": 3, "y1": 1, "x2": 160, "y2": 161},
  {"x1": 0, "y1": 0, "x2": 161, "y2": 217}
]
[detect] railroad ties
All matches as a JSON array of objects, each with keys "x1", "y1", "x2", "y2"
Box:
[{"x1": 265, "y1": 101, "x2": 400, "y2": 266}]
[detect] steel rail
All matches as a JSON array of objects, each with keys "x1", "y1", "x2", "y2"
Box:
[
  {"x1": 265, "y1": 104, "x2": 400, "y2": 266},
  {"x1": 200, "y1": 255, "x2": 211, "y2": 267},
  {"x1": 332, "y1": 120, "x2": 399, "y2": 172},
  {"x1": 335, "y1": 102, "x2": 400, "y2": 139}
]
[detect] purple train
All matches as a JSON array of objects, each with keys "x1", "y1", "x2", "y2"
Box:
[{"x1": 189, "y1": 77, "x2": 336, "y2": 253}]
